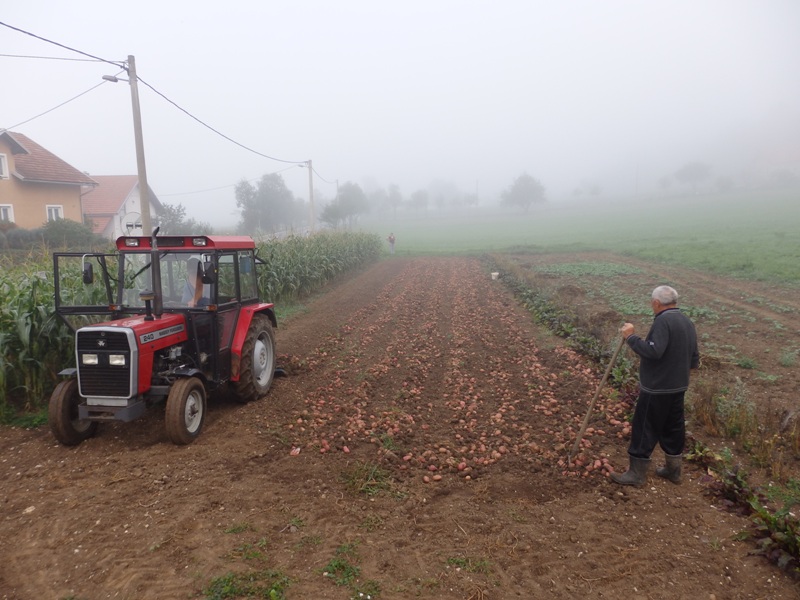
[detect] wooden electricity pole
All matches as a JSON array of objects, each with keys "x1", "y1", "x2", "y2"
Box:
[
  {"x1": 126, "y1": 55, "x2": 152, "y2": 234},
  {"x1": 307, "y1": 160, "x2": 315, "y2": 232}
]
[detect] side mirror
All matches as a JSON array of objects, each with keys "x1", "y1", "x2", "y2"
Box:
[
  {"x1": 82, "y1": 262, "x2": 94, "y2": 284},
  {"x1": 239, "y1": 256, "x2": 253, "y2": 274},
  {"x1": 201, "y1": 262, "x2": 216, "y2": 284}
]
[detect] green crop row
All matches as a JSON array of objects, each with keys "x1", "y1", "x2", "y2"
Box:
[
  {"x1": 257, "y1": 231, "x2": 382, "y2": 300},
  {"x1": 0, "y1": 268, "x2": 75, "y2": 415},
  {"x1": 0, "y1": 231, "x2": 381, "y2": 418},
  {"x1": 531, "y1": 261, "x2": 644, "y2": 278}
]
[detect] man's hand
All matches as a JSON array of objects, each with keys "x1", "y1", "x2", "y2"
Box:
[{"x1": 620, "y1": 323, "x2": 635, "y2": 339}]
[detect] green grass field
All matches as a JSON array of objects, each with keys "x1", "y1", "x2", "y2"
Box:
[{"x1": 357, "y1": 189, "x2": 800, "y2": 285}]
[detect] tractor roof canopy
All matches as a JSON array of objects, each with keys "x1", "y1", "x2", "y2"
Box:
[{"x1": 116, "y1": 235, "x2": 256, "y2": 252}]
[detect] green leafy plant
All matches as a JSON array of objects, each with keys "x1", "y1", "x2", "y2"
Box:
[
  {"x1": 687, "y1": 441, "x2": 800, "y2": 577},
  {"x1": 341, "y1": 461, "x2": 392, "y2": 497},
  {"x1": 319, "y1": 543, "x2": 380, "y2": 598},
  {"x1": 764, "y1": 479, "x2": 800, "y2": 510},
  {"x1": 322, "y1": 543, "x2": 361, "y2": 587},
  {"x1": 736, "y1": 356, "x2": 758, "y2": 370},
  {"x1": 359, "y1": 514, "x2": 385, "y2": 532},
  {"x1": 226, "y1": 543, "x2": 267, "y2": 561},
  {"x1": 295, "y1": 535, "x2": 322, "y2": 549},
  {"x1": 379, "y1": 433, "x2": 399, "y2": 451},
  {"x1": 750, "y1": 499, "x2": 800, "y2": 576},
  {"x1": 779, "y1": 350, "x2": 798, "y2": 368},
  {"x1": 446, "y1": 556, "x2": 492, "y2": 574},
  {"x1": 224, "y1": 522, "x2": 254, "y2": 534},
  {"x1": 204, "y1": 569, "x2": 290, "y2": 600}
]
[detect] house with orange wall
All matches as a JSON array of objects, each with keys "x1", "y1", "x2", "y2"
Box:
[{"x1": 0, "y1": 131, "x2": 97, "y2": 228}]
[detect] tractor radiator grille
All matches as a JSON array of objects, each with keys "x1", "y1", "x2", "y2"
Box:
[{"x1": 77, "y1": 329, "x2": 133, "y2": 398}]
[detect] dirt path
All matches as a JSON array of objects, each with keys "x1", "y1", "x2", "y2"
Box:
[{"x1": 1, "y1": 257, "x2": 798, "y2": 599}]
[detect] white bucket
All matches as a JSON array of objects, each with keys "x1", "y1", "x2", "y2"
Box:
[{"x1": 491, "y1": 272, "x2": 499, "y2": 280}]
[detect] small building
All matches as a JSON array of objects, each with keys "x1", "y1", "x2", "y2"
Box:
[
  {"x1": 0, "y1": 131, "x2": 97, "y2": 227},
  {"x1": 81, "y1": 175, "x2": 162, "y2": 239}
]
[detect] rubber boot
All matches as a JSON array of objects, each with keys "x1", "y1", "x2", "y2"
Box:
[
  {"x1": 656, "y1": 454, "x2": 682, "y2": 484},
  {"x1": 610, "y1": 456, "x2": 650, "y2": 487}
]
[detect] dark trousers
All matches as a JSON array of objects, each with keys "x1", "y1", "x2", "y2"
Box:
[{"x1": 627, "y1": 390, "x2": 686, "y2": 459}]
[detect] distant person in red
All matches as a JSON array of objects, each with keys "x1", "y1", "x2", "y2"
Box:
[
  {"x1": 611, "y1": 285, "x2": 699, "y2": 487},
  {"x1": 387, "y1": 233, "x2": 396, "y2": 254}
]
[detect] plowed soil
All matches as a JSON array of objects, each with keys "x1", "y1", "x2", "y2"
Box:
[{"x1": 1, "y1": 255, "x2": 799, "y2": 600}]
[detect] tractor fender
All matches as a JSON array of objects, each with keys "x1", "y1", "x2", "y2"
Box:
[
  {"x1": 172, "y1": 366, "x2": 207, "y2": 382},
  {"x1": 230, "y1": 303, "x2": 276, "y2": 382},
  {"x1": 149, "y1": 367, "x2": 208, "y2": 402}
]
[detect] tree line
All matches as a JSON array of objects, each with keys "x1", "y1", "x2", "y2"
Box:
[{"x1": 163, "y1": 172, "x2": 552, "y2": 236}]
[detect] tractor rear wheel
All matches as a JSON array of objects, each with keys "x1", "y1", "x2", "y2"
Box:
[
  {"x1": 165, "y1": 377, "x2": 206, "y2": 445},
  {"x1": 234, "y1": 314, "x2": 276, "y2": 403},
  {"x1": 49, "y1": 378, "x2": 98, "y2": 446}
]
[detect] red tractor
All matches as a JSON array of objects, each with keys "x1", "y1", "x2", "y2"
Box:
[{"x1": 49, "y1": 231, "x2": 278, "y2": 445}]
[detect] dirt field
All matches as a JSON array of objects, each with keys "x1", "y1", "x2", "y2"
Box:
[{"x1": 1, "y1": 255, "x2": 799, "y2": 600}]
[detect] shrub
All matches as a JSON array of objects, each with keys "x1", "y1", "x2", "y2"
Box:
[
  {"x1": 6, "y1": 227, "x2": 35, "y2": 249},
  {"x1": 35, "y1": 219, "x2": 105, "y2": 250}
]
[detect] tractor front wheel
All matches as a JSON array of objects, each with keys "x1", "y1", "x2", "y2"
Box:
[
  {"x1": 49, "y1": 378, "x2": 98, "y2": 446},
  {"x1": 165, "y1": 377, "x2": 206, "y2": 445},
  {"x1": 234, "y1": 314, "x2": 276, "y2": 403}
]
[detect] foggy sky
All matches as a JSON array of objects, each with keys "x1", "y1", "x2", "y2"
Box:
[{"x1": 2, "y1": 0, "x2": 799, "y2": 228}]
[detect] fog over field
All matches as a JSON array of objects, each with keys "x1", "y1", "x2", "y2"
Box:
[{"x1": 2, "y1": 1, "x2": 799, "y2": 229}]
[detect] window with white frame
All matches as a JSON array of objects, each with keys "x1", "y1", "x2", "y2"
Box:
[
  {"x1": 0, "y1": 154, "x2": 8, "y2": 179},
  {"x1": 46, "y1": 205, "x2": 63, "y2": 222},
  {"x1": 0, "y1": 205, "x2": 13, "y2": 222}
]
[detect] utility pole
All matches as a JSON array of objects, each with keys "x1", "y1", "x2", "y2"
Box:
[
  {"x1": 307, "y1": 160, "x2": 315, "y2": 232},
  {"x1": 126, "y1": 55, "x2": 152, "y2": 234}
]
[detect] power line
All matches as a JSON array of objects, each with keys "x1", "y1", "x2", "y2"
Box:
[
  {"x1": 0, "y1": 20, "x2": 338, "y2": 192},
  {"x1": 2, "y1": 22, "x2": 307, "y2": 165},
  {"x1": 159, "y1": 165, "x2": 298, "y2": 198},
  {"x1": 0, "y1": 75, "x2": 123, "y2": 132},
  {"x1": 136, "y1": 75, "x2": 307, "y2": 166},
  {"x1": 0, "y1": 20, "x2": 124, "y2": 68},
  {"x1": 0, "y1": 52, "x2": 102, "y2": 62},
  {"x1": 310, "y1": 164, "x2": 337, "y2": 185}
]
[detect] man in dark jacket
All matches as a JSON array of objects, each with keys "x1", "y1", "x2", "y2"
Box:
[{"x1": 611, "y1": 285, "x2": 700, "y2": 486}]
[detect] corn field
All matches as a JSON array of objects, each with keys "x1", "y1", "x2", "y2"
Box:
[
  {"x1": 0, "y1": 231, "x2": 381, "y2": 416},
  {"x1": 257, "y1": 231, "x2": 381, "y2": 299}
]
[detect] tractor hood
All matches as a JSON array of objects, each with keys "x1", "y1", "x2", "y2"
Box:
[{"x1": 83, "y1": 313, "x2": 189, "y2": 350}]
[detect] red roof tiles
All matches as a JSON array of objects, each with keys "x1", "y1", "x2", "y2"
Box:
[
  {"x1": 3, "y1": 131, "x2": 97, "y2": 186},
  {"x1": 81, "y1": 175, "x2": 139, "y2": 234}
]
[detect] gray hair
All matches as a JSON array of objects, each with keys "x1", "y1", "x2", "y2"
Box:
[{"x1": 652, "y1": 285, "x2": 679, "y2": 305}]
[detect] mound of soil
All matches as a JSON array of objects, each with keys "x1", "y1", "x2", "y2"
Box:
[{"x1": 1, "y1": 256, "x2": 798, "y2": 599}]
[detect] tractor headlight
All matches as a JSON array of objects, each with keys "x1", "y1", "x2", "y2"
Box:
[
  {"x1": 82, "y1": 354, "x2": 99, "y2": 365},
  {"x1": 109, "y1": 354, "x2": 126, "y2": 366}
]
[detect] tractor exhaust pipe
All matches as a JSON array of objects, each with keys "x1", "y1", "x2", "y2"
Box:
[{"x1": 150, "y1": 227, "x2": 163, "y2": 317}]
